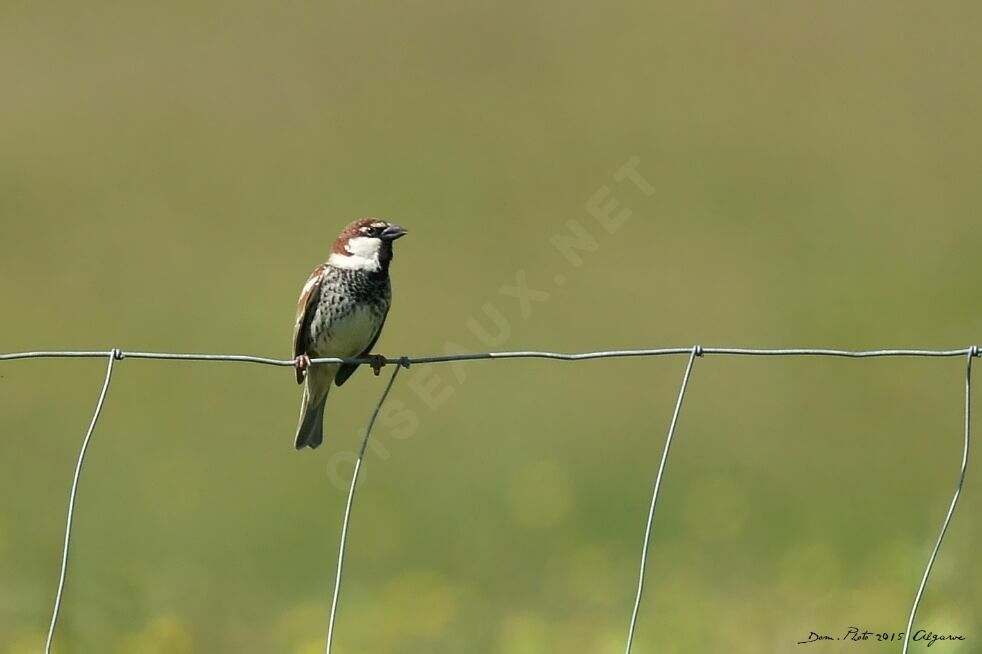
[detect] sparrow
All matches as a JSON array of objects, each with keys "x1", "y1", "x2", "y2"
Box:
[{"x1": 292, "y1": 218, "x2": 408, "y2": 449}]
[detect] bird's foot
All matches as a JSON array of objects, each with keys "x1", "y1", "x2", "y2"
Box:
[
  {"x1": 368, "y1": 354, "x2": 387, "y2": 376},
  {"x1": 295, "y1": 354, "x2": 311, "y2": 373}
]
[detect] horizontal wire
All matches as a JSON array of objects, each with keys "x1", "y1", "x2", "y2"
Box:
[
  {"x1": 0, "y1": 351, "x2": 117, "y2": 361},
  {"x1": 2, "y1": 346, "x2": 980, "y2": 366},
  {"x1": 11, "y1": 342, "x2": 976, "y2": 653}
]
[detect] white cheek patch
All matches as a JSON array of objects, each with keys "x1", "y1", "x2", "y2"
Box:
[
  {"x1": 328, "y1": 236, "x2": 382, "y2": 271},
  {"x1": 347, "y1": 236, "x2": 382, "y2": 258}
]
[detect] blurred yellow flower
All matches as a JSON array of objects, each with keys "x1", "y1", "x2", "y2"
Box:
[
  {"x1": 497, "y1": 613, "x2": 549, "y2": 654},
  {"x1": 269, "y1": 602, "x2": 328, "y2": 652},
  {"x1": 382, "y1": 569, "x2": 457, "y2": 639},
  {"x1": 4, "y1": 629, "x2": 43, "y2": 654},
  {"x1": 114, "y1": 615, "x2": 193, "y2": 654}
]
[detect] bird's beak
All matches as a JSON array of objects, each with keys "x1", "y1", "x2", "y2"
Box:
[{"x1": 380, "y1": 224, "x2": 408, "y2": 241}]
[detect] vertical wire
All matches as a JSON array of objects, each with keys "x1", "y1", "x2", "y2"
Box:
[
  {"x1": 45, "y1": 349, "x2": 119, "y2": 654},
  {"x1": 325, "y1": 363, "x2": 404, "y2": 654},
  {"x1": 4, "y1": 342, "x2": 970, "y2": 654},
  {"x1": 624, "y1": 346, "x2": 701, "y2": 654},
  {"x1": 901, "y1": 347, "x2": 975, "y2": 654}
]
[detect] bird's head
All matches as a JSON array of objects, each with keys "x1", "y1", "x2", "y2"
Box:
[{"x1": 328, "y1": 218, "x2": 408, "y2": 272}]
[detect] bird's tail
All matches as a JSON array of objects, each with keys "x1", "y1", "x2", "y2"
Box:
[{"x1": 294, "y1": 365, "x2": 335, "y2": 449}]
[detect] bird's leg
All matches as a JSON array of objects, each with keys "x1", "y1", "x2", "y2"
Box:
[
  {"x1": 368, "y1": 354, "x2": 387, "y2": 376},
  {"x1": 295, "y1": 354, "x2": 311, "y2": 374}
]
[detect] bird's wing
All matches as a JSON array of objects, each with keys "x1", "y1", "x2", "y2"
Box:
[
  {"x1": 334, "y1": 312, "x2": 388, "y2": 387},
  {"x1": 293, "y1": 264, "x2": 327, "y2": 384}
]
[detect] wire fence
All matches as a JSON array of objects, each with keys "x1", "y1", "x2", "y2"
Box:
[{"x1": 2, "y1": 344, "x2": 977, "y2": 654}]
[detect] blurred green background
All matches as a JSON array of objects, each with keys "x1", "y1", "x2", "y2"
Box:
[{"x1": 2, "y1": 1, "x2": 980, "y2": 652}]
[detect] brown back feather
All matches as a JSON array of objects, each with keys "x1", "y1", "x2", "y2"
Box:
[{"x1": 292, "y1": 263, "x2": 327, "y2": 383}]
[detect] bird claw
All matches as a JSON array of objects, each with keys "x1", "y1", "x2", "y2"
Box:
[
  {"x1": 368, "y1": 354, "x2": 387, "y2": 376},
  {"x1": 295, "y1": 354, "x2": 311, "y2": 372}
]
